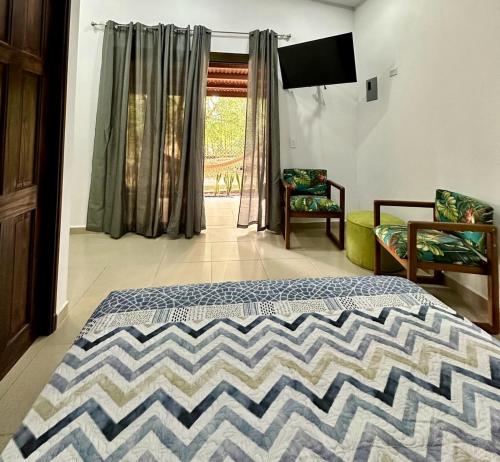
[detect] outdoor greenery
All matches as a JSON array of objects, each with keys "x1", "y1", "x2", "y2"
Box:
[{"x1": 204, "y1": 96, "x2": 246, "y2": 196}]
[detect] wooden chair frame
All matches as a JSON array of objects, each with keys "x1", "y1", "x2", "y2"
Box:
[
  {"x1": 374, "y1": 200, "x2": 499, "y2": 335},
  {"x1": 280, "y1": 179, "x2": 345, "y2": 250}
]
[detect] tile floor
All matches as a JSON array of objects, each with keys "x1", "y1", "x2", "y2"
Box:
[{"x1": 0, "y1": 197, "x2": 493, "y2": 450}]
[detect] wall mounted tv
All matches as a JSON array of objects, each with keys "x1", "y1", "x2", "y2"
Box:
[{"x1": 278, "y1": 33, "x2": 357, "y2": 89}]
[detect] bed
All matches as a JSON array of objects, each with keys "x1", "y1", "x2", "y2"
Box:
[{"x1": 1, "y1": 276, "x2": 500, "y2": 461}]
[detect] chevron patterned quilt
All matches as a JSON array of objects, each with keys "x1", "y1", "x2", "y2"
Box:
[{"x1": 2, "y1": 276, "x2": 500, "y2": 461}]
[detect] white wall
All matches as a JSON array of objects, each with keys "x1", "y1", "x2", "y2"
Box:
[
  {"x1": 354, "y1": 0, "x2": 500, "y2": 296},
  {"x1": 69, "y1": 0, "x2": 358, "y2": 228},
  {"x1": 56, "y1": 0, "x2": 81, "y2": 314}
]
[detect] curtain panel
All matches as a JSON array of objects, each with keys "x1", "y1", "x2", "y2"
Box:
[
  {"x1": 237, "y1": 29, "x2": 281, "y2": 232},
  {"x1": 86, "y1": 21, "x2": 211, "y2": 238}
]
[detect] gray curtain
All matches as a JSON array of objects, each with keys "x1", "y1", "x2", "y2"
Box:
[
  {"x1": 237, "y1": 29, "x2": 281, "y2": 232},
  {"x1": 87, "y1": 21, "x2": 211, "y2": 239}
]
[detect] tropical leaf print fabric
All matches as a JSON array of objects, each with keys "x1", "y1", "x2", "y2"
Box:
[
  {"x1": 283, "y1": 169, "x2": 328, "y2": 196},
  {"x1": 289, "y1": 195, "x2": 341, "y2": 213},
  {"x1": 435, "y1": 189, "x2": 494, "y2": 255},
  {"x1": 374, "y1": 224, "x2": 485, "y2": 266}
]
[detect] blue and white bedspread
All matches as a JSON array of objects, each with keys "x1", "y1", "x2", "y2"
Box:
[{"x1": 2, "y1": 276, "x2": 500, "y2": 461}]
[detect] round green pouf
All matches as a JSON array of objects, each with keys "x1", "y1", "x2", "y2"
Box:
[{"x1": 346, "y1": 211, "x2": 405, "y2": 272}]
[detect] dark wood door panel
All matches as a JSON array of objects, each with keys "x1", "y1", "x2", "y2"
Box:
[
  {"x1": 0, "y1": 185, "x2": 37, "y2": 221},
  {"x1": 0, "y1": 62, "x2": 4, "y2": 172},
  {"x1": 10, "y1": 212, "x2": 34, "y2": 335},
  {"x1": 2, "y1": 66, "x2": 40, "y2": 193},
  {"x1": 11, "y1": 0, "x2": 43, "y2": 56},
  {"x1": 0, "y1": 0, "x2": 9, "y2": 44},
  {"x1": 18, "y1": 71, "x2": 39, "y2": 188},
  {"x1": 0, "y1": 211, "x2": 34, "y2": 345}
]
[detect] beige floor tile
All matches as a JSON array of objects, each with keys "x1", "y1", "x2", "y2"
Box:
[
  {"x1": 204, "y1": 198, "x2": 236, "y2": 211},
  {"x1": 262, "y1": 258, "x2": 322, "y2": 280},
  {"x1": 255, "y1": 240, "x2": 310, "y2": 260},
  {"x1": 0, "y1": 337, "x2": 47, "y2": 401},
  {"x1": 212, "y1": 260, "x2": 268, "y2": 282},
  {"x1": 67, "y1": 263, "x2": 106, "y2": 303},
  {"x1": 205, "y1": 208, "x2": 235, "y2": 218},
  {"x1": 294, "y1": 245, "x2": 344, "y2": 260},
  {"x1": 46, "y1": 296, "x2": 105, "y2": 345},
  {"x1": 0, "y1": 344, "x2": 70, "y2": 434},
  {"x1": 206, "y1": 215, "x2": 237, "y2": 227},
  {"x1": 211, "y1": 242, "x2": 260, "y2": 261},
  {"x1": 69, "y1": 234, "x2": 127, "y2": 266},
  {"x1": 154, "y1": 262, "x2": 212, "y2": 286},
  {"x1": 0, "y1": 435, "x2": 12, "y2": 453},
  {"x1": 198, "y1": 227, "x2": 253, "y2": 243},
  {"x1": 86, "y1": 263, "x2": 159, "y2": 294},
  {"x1": 163, "y1": 240, "x2": 212, "y2": 262},
  {"x1": 310, "y1": 255, "x2": 372, "y2": 277},
  {"x1": 106, "y1": 238, "x2": 167, "y2": 266}
]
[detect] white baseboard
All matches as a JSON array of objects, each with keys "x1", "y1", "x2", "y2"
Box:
[
  {"x1": 70, "y1": 226, "x2": 96, "y2": 235},
  {"x1": 56, "y1": 300, "x2": 70, "y2": 328}
]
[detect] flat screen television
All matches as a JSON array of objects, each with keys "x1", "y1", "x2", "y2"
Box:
[{"x1": 278, "y1": 33, "x2": 357, "y2": 89}]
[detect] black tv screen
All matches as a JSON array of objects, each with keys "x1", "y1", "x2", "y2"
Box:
[{"x1": 278, "y1": 33, "x2": 357, "y2": 89}]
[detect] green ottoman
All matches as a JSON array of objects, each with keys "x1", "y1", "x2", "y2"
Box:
[{"x1": 346, "y1": 211, "x2": 404, "y2": 272}]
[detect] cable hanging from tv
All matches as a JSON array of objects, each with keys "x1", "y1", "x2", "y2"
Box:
[{"x1": 90, "y1": 22, "x2": 292, "y2": 41}]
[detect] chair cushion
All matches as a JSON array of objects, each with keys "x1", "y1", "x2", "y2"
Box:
[
  {"x1": 283, "y1": 169, "x2": 327, "y2": 196},
  {"x1": 290, "y1": 195, "x2": 341, "y2": 213},
  {"x1": 435, "y1": 189, "x2": 494, "y2": 255},
  {"x1": 374, "y1": 224, "x2": 485, "y2": 266}
]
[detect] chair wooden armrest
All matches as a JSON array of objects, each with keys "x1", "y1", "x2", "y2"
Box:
[
  {"x1": 407, "y1": 221, "x2": 497, "y2": 234},
  {"x1": 280, "y1": 178, "x2": 292, "y2": 191},
  {"x1": 280, "y1": 179, "x2": 292, "y2": 207},
  {"x1": 327, "y1": 180, "x2": 345, "y2": 210},
  {"x1": 374, "y1": 200, "x2": 435, "y2": 227},
  {"x1": 327, "y1": 179, "x2": 345, "y2": 192}
]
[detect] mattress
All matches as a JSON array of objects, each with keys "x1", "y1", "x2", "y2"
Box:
[{"x1": 1, "y1": 276, "x2": 500, "y2": 461}]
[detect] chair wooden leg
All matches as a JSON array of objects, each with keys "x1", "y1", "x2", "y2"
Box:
[
  {"x1": 280, "y1": 207, "x2": 285, "y2": 239},
  {"x1": 477, "y1": 231, "x2": 500, "y2": 335},
  {"x1": 484, "y1": 231, "x2": 499, "y2": 334},
  {"x1": 338, "y1": 214, "x2": 345, "y2": 250},
  {"x1": 374, "y1": 238, "x2": 382, "y2": 275},
  {"x1": 285, "y1": 210, "x2": 291, "y2": 250},
  {"x1": 407, "y1": 261, "x2": 418, "y2": 282},
  {"x1": 484, "y1": 271, "x2": 500, "y2": 335},
  {"x1": 433, "y1": 270, "x2": 444, "y2": 285},
  {"x1": 326, "y1": 215, "x2": 345, "y2": 251},
  {"x1": 407, "y1": 225, "x2": 418, "y2": 282}
]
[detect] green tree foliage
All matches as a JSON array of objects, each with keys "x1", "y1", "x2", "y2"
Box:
[
  {"x1": 204, "y1": 96, "x2": 246, "y2": 195},
  {"x1": 205, "y1": 96, "x2": 246, "y2": 161}
]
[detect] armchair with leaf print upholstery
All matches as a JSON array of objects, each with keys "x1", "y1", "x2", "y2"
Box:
[
  {"x1": 374, "y1": 189, "x2": 499, "y2": 334},
  {"x1": 280, "y1": 169, "x2": 345, "y2": 250}
]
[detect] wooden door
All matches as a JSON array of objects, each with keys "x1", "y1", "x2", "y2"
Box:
[{"x1": 0, "y1": 0, "x2": 70, "y2": 378}]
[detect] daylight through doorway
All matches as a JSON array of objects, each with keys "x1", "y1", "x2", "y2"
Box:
[{"x1": 203, "y1": 55, "x2": 248, "y2": 202}]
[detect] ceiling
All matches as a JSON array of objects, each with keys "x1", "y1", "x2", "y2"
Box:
[{"x1": 318, "y1": 0, "x2": 366, "y2": 9}]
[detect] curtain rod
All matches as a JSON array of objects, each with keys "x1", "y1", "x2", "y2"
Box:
[{"x1": 90, "y1": 22, "x2": 291, "y2": 41}]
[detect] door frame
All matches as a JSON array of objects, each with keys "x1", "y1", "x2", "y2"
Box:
[{"x1": 33, "y1": 1, "x2": 72, "y2": 336}]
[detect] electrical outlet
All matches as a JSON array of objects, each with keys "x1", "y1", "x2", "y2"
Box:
[{"x1": 289, "y1": 137, "x2": 297, "y2": 148}]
